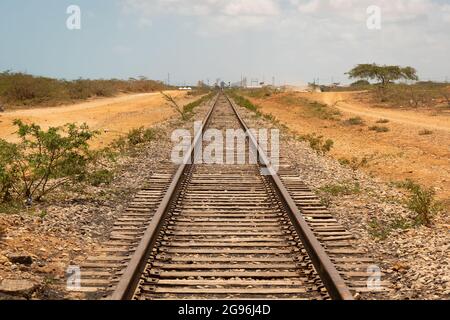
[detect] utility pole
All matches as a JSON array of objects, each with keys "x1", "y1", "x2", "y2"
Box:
[{"x1": 167, "y1": 73, "x2": 170, "y2": 86}]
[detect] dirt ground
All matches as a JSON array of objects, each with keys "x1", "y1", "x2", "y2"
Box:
[
  {"x1": 0, "y1": 91, "x2": 195, "y2": 149},
  {"x1": 247, "y1": 91, "x2": 450, "y2": 209},
  {"x1": 0, "y1": 95, "x2": 211, "y2": 300}
]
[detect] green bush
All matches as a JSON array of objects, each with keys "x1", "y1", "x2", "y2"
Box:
[
  {"x1": 0, "y1": 140, "x2": 18, "y2": 202},
  {"x1": 350, "y1": 80, "x2": 371, "y2": 87},
  {"x1": 344, "y1": 117, "x2": 365, "y2": 126},
  {"x1": 228, "y1": 91, "x2": 260, "y2": 114},
  {"x1": 369, "y1": 125, "x2": 390, "y2": 133},
  {"x1": 305, "y1": 101, "x2": 342, "y2": 121},
  {"x1": 0, "y1": 120, "x2": 98, "y2": 203},
  {"x1": 182, "y1": 93, "x2": 215, "y2": 118},
  {"x1": 298, "y1": 134, "x2": 334, "y2": 155},
  {"x1": 338, "y1": 156, "x2": 369, "y2": 170},
  {"x1": 88, "y1": 169, "x2": 114, "y2": 186},
  {"x1": 127, "y1": 127, "x2": 157, "y2": 146},
  {"x1": 403, "y1": 181, "x2": 440, "y2": 226},
  {"x1": 368, "y1": 217, "x2": 411, "y2": 239}
]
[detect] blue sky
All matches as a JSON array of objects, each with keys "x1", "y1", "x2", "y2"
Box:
[{"x1": 0, "y1": 0, "x2": 449, "y2": 85}]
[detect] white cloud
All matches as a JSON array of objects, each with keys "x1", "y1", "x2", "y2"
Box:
[
  {"x1": 121, "y1": 0, "x2": 282, "y2": 33},
  {"x1": 223, "y1": 0, "x2": 280, "y2": 16},
  {"x1": 119, "y1": 0, "x2": 450, "y2": 80}
]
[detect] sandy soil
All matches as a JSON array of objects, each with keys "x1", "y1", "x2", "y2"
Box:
[
  {"x1": 0, "y1": 91, "x2": 196, "y2": 149},
  {"x1": 248, "y1": 92, "x2": 450, "y2": 207}
]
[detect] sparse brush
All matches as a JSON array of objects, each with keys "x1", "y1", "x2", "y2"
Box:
[
  {"x1": 419, "y1": 129, "x2": 433, "y2": 136},
  {"x1": 396, "y1": 179, "x2": 441, "y2": 226},
  {"x1": 0, "y1": 71, "x2": 168, "y2": 107},
  {"x1": 306, "y1": 101, "x2": 342, "y2": 120},
  {"x1": 162, "y1": 91, "x2": 214, "y2": 121},
  {"x1": 368, "y1": 217, "x2": 412, "y2": 239},
  {"x1": 369, "y1": 125, "x2": 390, "y2": 133},
  {"x1": 376, "y1": 119, "x2": 390, "y2": 124},
  {"x1": 182, "y1": 93, "x2": 215, "y2": 119},
  {"x1": 127, "y1": 127, "x2": 157, "y2": 146},
  {"x1": 228, "y1": 92, "x2": 260, "y2": 113},
  {"x1": 344, "y1": 117, "x2": 365, "y2": 126},
  {"x1": 0, "y1": 120, "x2": 98, "y2": 203},
  {"x1": 110, "y1": 136, "x2": 128, "y2": 153},
  {"x1": 297, "y1": 133, "x2": 334, "y2": 155},
  {"x1": 88, "y1": 169, "x2": 114, "y2": 186},
  {"x1": 338, "y1": 157, "x2": 369, "y2": 170},
  {"x1": 319, "y1": 182, "x2": 361, "y2": 196}
]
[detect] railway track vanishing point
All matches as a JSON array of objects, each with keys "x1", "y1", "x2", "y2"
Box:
[{"x1": 81, "y1": 92, "x2": 383, "y2": 300}]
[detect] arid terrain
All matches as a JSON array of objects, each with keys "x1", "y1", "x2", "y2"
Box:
[
  {"x1": 0, "y1": 89, "x2": 448, "y2": 301},
  {"x1": 0, "y1": 92, "x2": 207, "y2": 299},
  {"x1": 0, "y1": 91, "x2": 195, "y2": 149},
  {"x1": 245, "y1": 91, "x2": 450, "y2": 210}
]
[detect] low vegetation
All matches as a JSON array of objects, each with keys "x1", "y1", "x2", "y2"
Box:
[
  {"x1": 376, "y1": 119, "x2": 390, "y2": 124},
  {"x1": 338, "y1": 156, "x2": 370, "y2": 170},
  {"x1": 369, "y1": 125, "x2": 390, "y2": 133},
  {"x1": 368, "y1": 217, "x2": 412, "y2": 240},
  {"x1": 317, "y1": 181, "x2": 361, "y2": 209},
  {"x1": 297, "y1": 134, "x2": 334, "y2": 155},
  {"x1": 319, "y1": 181, "x2": 361, "y2": 196},
  {"x1": 0, "y1": 120, "x2": 99, "y2": 204},
  {"x1": 280, "y1": 95, "x2": 341, "y2": 120},
  {"x1": 87, "y1": 169, "x2": 115, "y2": 187},
  {"x1": 162, "y1": 91, "x2": 214, "y2": 121},
  {"x1": 419, "y1": 129, "x2": 433, "y2": 136},
  {"x1": 0, "y1": 93, "x2": 212, "y2": 212},
  {"x1": 238, "y1": 87, "x2": 277, "y2": 99},
  {"x1": 395, "y1": 180, "x2": 442, "y2": 227},
  {"x1": 343, "y1": 117, "x2": 365, "y2": 126},
  {"x1": 228, "y1": 91, "x2": 260, "y2": 114},
  {"x1": 0, "y1": 71, "x2": 168, "y2": 108},
  {"x1": 323, "y1": 64, "x2": 449, "y2": 109},
  {"x1": 0, "y1": 121, "x2": 158, "y2": 210}
]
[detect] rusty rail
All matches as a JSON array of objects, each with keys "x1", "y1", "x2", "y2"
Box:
[
  {"x1": 225, "y1": 94, "x2": 353, "y2": 300},
  {"x1": 110, "y1": 91, "x2": 353, "y2": 300},
  {"x1": 110, "y1": 93, "x2": 220, "y2": 300}
]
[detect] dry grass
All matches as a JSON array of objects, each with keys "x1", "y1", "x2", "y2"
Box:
[{"x1": 0, "y1": 71, "x2": 168, "y2": 108}]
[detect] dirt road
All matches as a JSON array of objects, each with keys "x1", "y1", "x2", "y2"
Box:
[
  {"x1": 312, "y1": 91, "x2": 450, "y2": 132},
  {"x1": 0, "y1": 91, "x2": 194, "y2": 148}
]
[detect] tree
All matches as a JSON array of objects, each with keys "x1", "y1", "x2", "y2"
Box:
[{"x1": 346, "y1": 64, "x2": 418, "y2": 87}]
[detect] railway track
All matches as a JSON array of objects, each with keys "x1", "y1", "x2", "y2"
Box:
[
  {"x1": 100, "y1": 93, "x2": 352, "y2": 300},
  {"x1": 80, "y1": 92, "x2": 385, "y2": 300}
]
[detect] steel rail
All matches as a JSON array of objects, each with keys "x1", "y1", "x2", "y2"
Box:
[
  {"x1": 225, "y1": 94, "x2": 354, "y2": 300},
  {"x1": 110, "y1": 93, "x2": 220, "y2": 300},
  {"x1": 110, "y1": 91, "x2": 353, "y2": 300}
]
